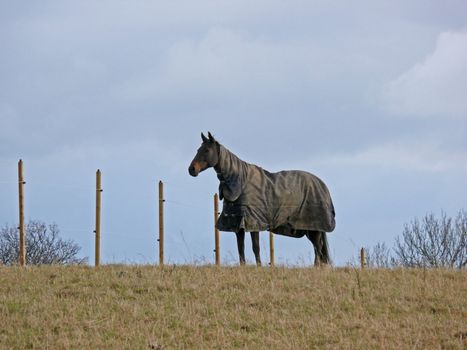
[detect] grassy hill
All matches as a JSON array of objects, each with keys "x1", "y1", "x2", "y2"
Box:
[{"x1": 0, "y1": 265, "x2": 465, "y2": 349}]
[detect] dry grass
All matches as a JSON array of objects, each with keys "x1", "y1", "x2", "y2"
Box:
[{"x1": 0, "y1": 265, "x2": 465, "y2": 349}]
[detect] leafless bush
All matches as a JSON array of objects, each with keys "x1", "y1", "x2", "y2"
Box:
[
  {"x1": 365, "y1": 241, "x2": 398, "y2": 268},
  {"x1": 0, "y1": 220, "x2": 87, "y2": 265},
  {"x1": 394, "y1": 210, "x2": 466, "y2": 269}
]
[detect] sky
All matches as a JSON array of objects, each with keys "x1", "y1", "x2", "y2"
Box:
[{"x1": 1, "y1": 1, "x2": 466, "y2": 266}]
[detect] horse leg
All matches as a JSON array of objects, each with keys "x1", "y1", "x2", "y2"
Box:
[
  {"x1": 306, "y1": 231, "x2": 322, "y2": 266},
  {"x1": 306, "y1": 231, "x2": 330, "y2": 267},
  {"x1": 236, "y1": 229, "x2": 246, "y2": 265},
  {"x1": 250, "y1": 231, "x2": 261, "y2": 266}
]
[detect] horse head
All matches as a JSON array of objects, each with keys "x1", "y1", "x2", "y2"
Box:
[{"x1": 189, "y1": 132, "x2": 220, "y2": 177}]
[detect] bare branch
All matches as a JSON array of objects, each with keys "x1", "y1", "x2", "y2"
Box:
[
  {"x1": 0, "y1": 220, "x2": 87, "y2": 265},
  {"x1": 394, "y1": 210, "x2": 466, "y2": 269}
]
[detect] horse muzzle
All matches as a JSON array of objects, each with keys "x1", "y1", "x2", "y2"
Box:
[
  {"x1": 189, "y1": 160, "x2": 209, "y2": 177},
  {"x1": 188, "y1": 165, "x2": 198, "y2": 177}
]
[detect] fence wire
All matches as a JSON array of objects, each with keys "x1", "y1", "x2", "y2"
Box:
[{"x1": 1, "y1": 161, "x2": 349, "y2": 265}]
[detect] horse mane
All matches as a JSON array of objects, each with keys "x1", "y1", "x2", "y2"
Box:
[{"x1": 215, "y1": 144, "x2": 249, "y2": 202}]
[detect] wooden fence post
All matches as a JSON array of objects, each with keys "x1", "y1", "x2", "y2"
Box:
[
  {"x1": 18, "y1": 159, "x2": 26, "y2": 266},
  {"x1": 158, "y1": 181, "x2": 164, "y2": 266},
  {"x1": 269, "y1": 231, "x2": 275, "y2": 267},
  {"x1": 214, "y1": 193, "x2": 220, "y2": 265},
  {"x1": 360, "y1": 247, "x2": 366, "y2": 269},
  {"x1": 95, "y1": 169, "x2": 102, "y2": 267}
]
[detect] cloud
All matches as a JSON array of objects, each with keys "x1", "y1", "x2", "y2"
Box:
[
  {"x1": 382, "y1": 29, "x2": 467, "y2": 117},
  {"x1": 316, "y1": 140, "x2": 467, "y2": 173},
  {"x1": 114, "y1": 27, "x2": 338, "y2": 105}
]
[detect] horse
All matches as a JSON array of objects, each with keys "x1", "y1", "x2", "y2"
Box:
[{"x1": 189, "y1": 132, "x2": 336, "y2": 267}]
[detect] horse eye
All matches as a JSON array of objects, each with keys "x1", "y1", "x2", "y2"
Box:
[{"x1": 204, "y1": 149, "x2": 210, "y2": 154}]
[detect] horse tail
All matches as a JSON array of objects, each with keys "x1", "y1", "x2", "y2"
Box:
[{"x1": 321, "y1": 232, "x2": 332, "y2": 265}]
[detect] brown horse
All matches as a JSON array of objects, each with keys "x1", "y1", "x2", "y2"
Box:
[{"x1": 189, "y1": 132, "x2": 335, "y2": 266}]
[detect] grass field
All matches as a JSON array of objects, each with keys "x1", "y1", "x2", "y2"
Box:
[{"x1": 0, "y1": 265, "x2": 465, "y2": 349}]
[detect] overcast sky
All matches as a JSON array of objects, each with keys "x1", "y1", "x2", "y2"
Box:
[{"x1": 1, "y1": 1, "x2": 466, "y2": 265}]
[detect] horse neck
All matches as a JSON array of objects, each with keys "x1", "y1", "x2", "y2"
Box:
[{"x1": 214, "y1": 145, "x2": 247, "y2": 179}]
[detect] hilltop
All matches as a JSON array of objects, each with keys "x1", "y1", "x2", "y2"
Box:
[{"x1": 0, "y1": 265, "x2": 465, "y2": 349}]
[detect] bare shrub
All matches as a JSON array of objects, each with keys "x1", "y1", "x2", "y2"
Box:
[
  {"x1": 394, "y1": 210, "x2": 466, "y2": 269},
  {"x1": 0, "y1": 220, "x2": 87, "y2": 265},
  {"x1": 365, "y1": 241, "x2": 398, "y2": 268}
]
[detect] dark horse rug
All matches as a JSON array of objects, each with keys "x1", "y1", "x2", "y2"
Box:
[{"x1": 216, "y1": 144, "x2": 336, "y2": 237}]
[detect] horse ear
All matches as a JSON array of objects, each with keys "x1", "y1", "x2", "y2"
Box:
[
  {"x1": 201, "y1": 133, "x2": 208, "y2": 143},
  {"x1": 208, "y1": 132, "x2": 216, "y2": 143}
]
